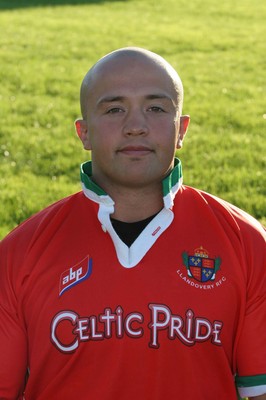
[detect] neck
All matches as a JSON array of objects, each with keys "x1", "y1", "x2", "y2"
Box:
[
  {"x1": 89, "y1": 166, "x2": 165, "y2": 222},
  {"x1": 80, "y1": 158, "x2": 183, "y2": 221},
  {"x1": 109, "y1": 185, "x2": 164, "y2": 222}
]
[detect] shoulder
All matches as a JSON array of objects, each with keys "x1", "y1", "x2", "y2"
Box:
[
  {"x1": 179, "y1": 185, "x2": 265, "y2": 242},
  {"x1": 0, "y1": 191, "x2": 87, "y2": 253}
]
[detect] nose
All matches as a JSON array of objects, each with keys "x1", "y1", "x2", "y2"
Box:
[{"x1": 122, "y1": 109, "x2": 148, "y2": 136}]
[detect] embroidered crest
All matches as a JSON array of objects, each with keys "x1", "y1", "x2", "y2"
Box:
[{"x1": 182, "y1": 246, "x2": 221, "y2": 283}]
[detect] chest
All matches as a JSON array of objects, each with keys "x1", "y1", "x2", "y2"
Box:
[{"x1": 20, "y1": 215, "x2": 245, "y2": 356}]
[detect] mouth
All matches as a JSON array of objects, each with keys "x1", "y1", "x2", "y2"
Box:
[{"x1": 117, "y1": 145, "x2": 153, "y2": 157}]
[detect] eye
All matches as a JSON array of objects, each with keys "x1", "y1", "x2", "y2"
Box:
[
  {"x1": 147, "y1": 106, "x2": 165, "y2": 113},
  {"x1": 106, "y1": 107, "x2": 124, "y2": 114}
]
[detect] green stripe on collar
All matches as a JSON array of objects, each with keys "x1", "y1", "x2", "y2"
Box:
[
  {"x1": 80, "y1": 162, "x2": 106, "y2": 196},
  {"x1": 80, "y1": 157, "x2": 182, "y2": 198},
  {"x1": 162, "y1": 158, "x2": 182, "y2": 197}
]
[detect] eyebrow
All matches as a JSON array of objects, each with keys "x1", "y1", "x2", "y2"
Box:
[
  {"x1": 97, "y1": 93, "x2": 175, "y2": 107},
  {"x1": 145, "y1": 94, "x2": 173, "y2": 101},
  {"x1": 146, "y1": 94, "x2": 177, "y2": 108},
  {"x1": 97, "y1": 96, "x2": 125, "y2": 106}
]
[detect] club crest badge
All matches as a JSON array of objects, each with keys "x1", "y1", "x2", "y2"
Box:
[{"x1": 182, "y1": 246, "x2": 221, "y2": 283}]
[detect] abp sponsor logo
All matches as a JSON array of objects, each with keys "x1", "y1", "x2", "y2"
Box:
[{"x1": 59, "y1": 256, "x2": 92, "y2": 296}]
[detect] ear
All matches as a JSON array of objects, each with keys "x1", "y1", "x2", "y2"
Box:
[
  {"x1": 176, "y1": 115, "x2": 190, "y2": 149},
  {"x1": 75, "y1": 119, "x2": 91, "y2": 150}
]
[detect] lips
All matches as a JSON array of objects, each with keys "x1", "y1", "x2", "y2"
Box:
[{"x1": 117, "y1": 145, "x2": 153, "y2": 156}]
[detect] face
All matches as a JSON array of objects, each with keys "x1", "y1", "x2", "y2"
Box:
[{"x1": 77, "y1": 54, "x2": 189, "y2": 194}]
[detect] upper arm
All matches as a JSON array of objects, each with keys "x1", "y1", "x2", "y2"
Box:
[
  {"x1": 0, "y1": 304, "x2": 28, "y2": 397},
  {"x1": 0, "y1": 240, "x2": 28, "y2": 398},
  {"x1": 234, "y1": 218, "x2": 266, "y2": 399}
]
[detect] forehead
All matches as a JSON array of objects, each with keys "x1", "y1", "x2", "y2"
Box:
[{"x1": 88, "y1": 54, "x2": 179, "y2": 103}]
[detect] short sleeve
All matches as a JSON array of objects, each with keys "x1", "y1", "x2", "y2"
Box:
[
  {"x1": 234, "y1": 216, "x2": 266, "y2": 397},
  {"x1": 0, "y1": 236, "x2": 28, "y2": 398}
]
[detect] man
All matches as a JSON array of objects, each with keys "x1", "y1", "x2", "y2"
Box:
[{"x1": 0, "y1": 47, "x2": 265, "y2": 399}]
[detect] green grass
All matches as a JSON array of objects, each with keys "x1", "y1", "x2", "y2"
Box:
[{"x1": 0, "y1": 0, "x2": 265, "y2": 239}]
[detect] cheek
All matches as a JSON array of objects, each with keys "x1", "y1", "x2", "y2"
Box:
[
  {"x1": 153, "y1": 121, "x2": 178, "y2": 146},
  {"x1": 90, "y1": 135, "x2": 111, "y2": 154},
  {"x1": 88, "y1": 121, "x2": 113, "y2": 149}
]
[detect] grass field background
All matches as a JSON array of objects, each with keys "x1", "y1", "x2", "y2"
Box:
[{"x1": 0, "y1": 0, "x2": 265, "y2": 240}]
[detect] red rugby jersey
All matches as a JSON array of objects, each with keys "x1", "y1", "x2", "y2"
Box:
[{"x1": 0, "y1": 159, "x2": 265, "y2": 399}]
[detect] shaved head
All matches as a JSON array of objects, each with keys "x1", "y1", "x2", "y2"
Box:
[
  {"x1": 75, "y1": 46, "x2": 190, "y2": 196},
  {"x1": 80, "y1": 47, "x2": 184, "y2": 119}
]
